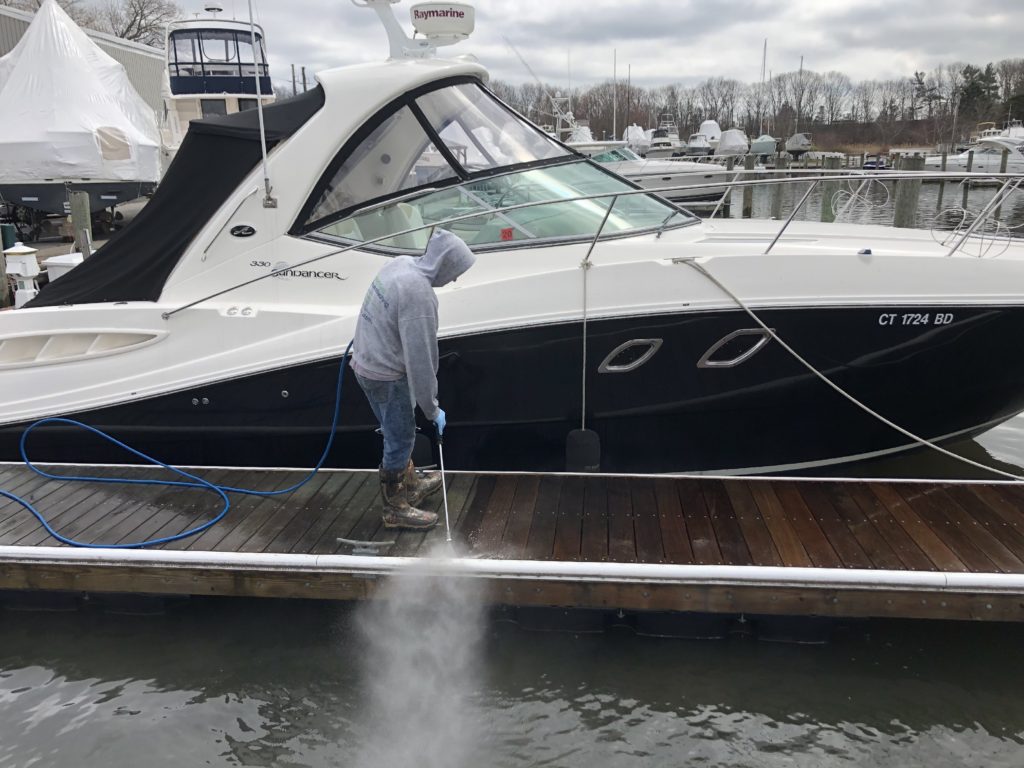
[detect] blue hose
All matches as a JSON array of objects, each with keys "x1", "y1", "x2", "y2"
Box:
[{"x1": 5, "y1": 341, "x2": 354, "y2": 549}]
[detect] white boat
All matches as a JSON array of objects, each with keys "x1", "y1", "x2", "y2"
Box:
[
  {"x1": 750, "y1": 133, "x2": 778, "y2": 157},
  {"x1": 924, "y1": 136, "x2": 1024, "y2": 173},
  {"x1": 6, "y1": 0, "x2": 1024, "y2": 476},
  {"x1": 685, "y1": 132, "x2": 713, "y2": 156},
  {"x1": 160, "y1": 3, "x2": 275, "y2": 170},
  {"x1": 715, "y1": 128, "x2": 749, "y2": 157},
  {"x1": 785, "y1": 132, "x2": 813, "y2": 157},
  {"x1": 0, "y1": 0, "x2": 159, "y2": 224},
  {"x1": 569, "y1": 142, "x2": 728, "y2": 203},
  {"x1": 645, "y1": 115, "x2": 684, "y2": 158},
  {"x1": 622, "y1": 123, "x2": 650, "y2": 156}
]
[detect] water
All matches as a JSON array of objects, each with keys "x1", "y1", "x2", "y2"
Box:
[
  {"x1": 723, "y1": 178, "x2": 1024, "y2": 236},
  {"x1": 6, "y1": 192, "x2": 1024, "y2": 765}
]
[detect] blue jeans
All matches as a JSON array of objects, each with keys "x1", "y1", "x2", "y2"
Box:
[{"x1": 356, "y1": 373, "x2": 416, "y2": 472}]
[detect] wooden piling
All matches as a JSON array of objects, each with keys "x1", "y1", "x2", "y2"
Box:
[
  {"x1": 741, "y1": 154, "x2": 756, "y2": 218},
  {"x1": 962, "y1": 150, "x2": 974, "y2": 209},
  {"x1": 893, "y1": 154, "x2": 925, "y2": 228},
  {"x1": 936, "y1": 152, "x2": 947, "y2": 210},
  {"x1": 995, "y1": 149, "x2": 1010, "y2": 220},
  {"x1": 770, "y1": 155, "x2": 789, "y2": 219},
  {"x1": 68, "y1": 191, "x2": 92, "y2": 259},
  {"x1": 820, "y1": 156, "x2": 840, "y2": 222}
]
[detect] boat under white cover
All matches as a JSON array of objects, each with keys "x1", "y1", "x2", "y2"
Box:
[
  {"x1": 0, "y1": 0, "x2": 159, "y2": 211},
  {"x1": 2, "y1": 0, "x2": 1024, "y2": 477}
]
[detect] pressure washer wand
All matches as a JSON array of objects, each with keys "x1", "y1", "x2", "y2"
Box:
[{"x1": 438, "y1": 436, "x2": 451, "y2": 542}]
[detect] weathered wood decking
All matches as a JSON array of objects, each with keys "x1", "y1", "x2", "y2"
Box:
[{"x1": 1, "y1": 464, "x2": 1024, "y2": 622}]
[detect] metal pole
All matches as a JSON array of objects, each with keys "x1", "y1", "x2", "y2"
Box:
[
  {"x1": 291, "y1": 63, "x2": 297, "y2": 96},
  {"x1": 301, "y1": 65, "x2": 307, "y2": 92},
  {"x1": 580, "y1": 196, "x2": 617, "y2": 431},
  {"x1": 247, "y1": 0, "x2": 275, "y2": 208},
  {"x1": 764, "y1": 179, "x2": 819, "y2": 255}
]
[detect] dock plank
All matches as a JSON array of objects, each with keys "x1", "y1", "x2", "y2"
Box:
[
  {"x1": 723, "y1": 480, "x2": 782, "y2": 567},
  {"x1": 523, "y1": 476, "x2": 561, "y2": 560},
  {"x1": 700, "y1": 481, "x2": 750, "y2": 566},
  {"x1": 748, "y1": 483, "x2": 813, "y2": 568},
  {"x1": 844, "y1": 482, "x2": 934, "y2": 571},
  {"x1": 552, "y1": 476, "x2": 585, "y2": 561},
  {"x1": 235, "y1": 472, "x2": 337, "y2": 553},
  {"x1": 292, "y1": 472, "x2": 372, "y2": 554},
  {"x1": 819, "y1": 483, "x2": 904, "y2": 570},
  {"x1": 798, "y1": 483, "x2": 875, "y2": 569},
  {"x1": 471, "y1": 475, "x2": 518, "y2": 555},
  {"x1": 629, "y1": 479, "x2": 665, "y2": 564},
  {"x1": 653, "y1": 478, "x2": 692, "y2": 564},
  {"x1": 955, "y1": 485, "x2": 1024, "y2": 559},
  {"x1": 894, "y1": 484, "x2": 1001, "y2": 572},
  {"x1": 771, "y1": 482, "x2": 843, "y2": 569},
  {"x1": 677, "y1": 479, "x2": 723, "y2": 566},
  {"x1": 605, "y1": 477, "x2": 636, "y2": 563},
  {"x1": 499, "y1": 475, "x2": 541, "y2": 559},
  {"x1": 580, "y1": 476, "x2": 609, "y2": 562},
  {"x1": 868, "y1": 482, "x2": 965, "y2": 572},
  {"x1": 923, "y1": 487, "x2": 1024, "y2": 572},
  {"x1": 458, "y1": 475, "x2": 497, "y2": 554}
]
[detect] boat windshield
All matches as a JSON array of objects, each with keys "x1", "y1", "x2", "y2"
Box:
[
  {"x1": 302, "y1": 80, "x2": 695, "y2": 250},
  {"x1": 314, "y1": 160, "x2": 694, "y2": 252},
  {"x1": 590, "y1": 147, "x2": 642, "y2": 163}
]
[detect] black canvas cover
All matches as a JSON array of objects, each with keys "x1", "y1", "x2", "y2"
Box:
[{"x1": 28, "y1": 86, "x2": 326, "y2": 307}]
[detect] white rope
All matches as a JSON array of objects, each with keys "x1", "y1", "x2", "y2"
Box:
[{"x1": 681, "y1": 258, "x2": 1024, "y2": 482}]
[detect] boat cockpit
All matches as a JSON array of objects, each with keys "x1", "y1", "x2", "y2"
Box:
[{"x1": 299, "y1": 79, "x2": 696, "y2": 254}]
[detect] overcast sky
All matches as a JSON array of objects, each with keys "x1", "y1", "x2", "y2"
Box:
[{"x1": 226, "y1": 0, "x2": 1024, "y2": 92}]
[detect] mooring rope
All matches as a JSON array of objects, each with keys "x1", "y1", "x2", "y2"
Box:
[{"x1": 680, "y1": 258, "x2": 1024, "y2": 482}]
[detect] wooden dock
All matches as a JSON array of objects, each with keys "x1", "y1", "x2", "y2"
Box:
[{"x1": 1, "y1": 463, "x2": 1024, "y2": 623}]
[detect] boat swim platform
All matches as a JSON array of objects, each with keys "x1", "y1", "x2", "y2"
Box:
[{"x1": 1, "y1": 464, "x2": 1024, "y2": 623}]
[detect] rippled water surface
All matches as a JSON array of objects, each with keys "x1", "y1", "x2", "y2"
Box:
[{"x1": 3, "y1": 592, "x2": 1024, "y2": 767}]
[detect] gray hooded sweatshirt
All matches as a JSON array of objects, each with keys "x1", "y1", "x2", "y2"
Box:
[{"x1": 351, "y1": 229, "x2": 476, "y2": 420}]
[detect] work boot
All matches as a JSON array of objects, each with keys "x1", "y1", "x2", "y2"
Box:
[
  {"x1": 379, "y1": 467, "x2": 438, "y2": 530},
  {"x1": 404, "y1": 459, "x2": 443, "y2": 506}
]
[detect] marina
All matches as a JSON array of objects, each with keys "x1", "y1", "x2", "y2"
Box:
[{"x1": 2, "y1": 1, "x2": 1024, "y2": 766}]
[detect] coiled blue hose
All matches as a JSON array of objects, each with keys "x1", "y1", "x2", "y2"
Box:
[{"x1": 4, "y1": 341, "x2": 353, "y2": 549}]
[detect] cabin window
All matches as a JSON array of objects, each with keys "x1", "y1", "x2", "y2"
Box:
[
  {"x1": 238, "y1": 98, "x2": 258, "y2": 112},
  {"x1": 415, "y1": 84, "x2": 568, "y2": 173},
  {"x1": 201, "y1": 99, "x2": 228, "y2": 118},
  {"x1": 305, "y1": 106, "x2": 459, "y2": 225}
]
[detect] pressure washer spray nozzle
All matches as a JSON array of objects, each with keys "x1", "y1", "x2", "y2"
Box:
[{"x1": 438, "y1": 438, "x2": 452, "y2": 543}]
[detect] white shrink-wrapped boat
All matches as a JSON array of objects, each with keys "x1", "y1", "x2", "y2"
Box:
[{"x1": 0, "y1": 0, "x2": 159, "y2": 218}]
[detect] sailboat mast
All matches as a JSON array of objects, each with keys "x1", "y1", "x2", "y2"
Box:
[
  {"x1": 759, "y1": 38, "x2": 767, "y2": 135},
  {"x1": 612, "y1": 49, "x2": 617, "y2": 141}
]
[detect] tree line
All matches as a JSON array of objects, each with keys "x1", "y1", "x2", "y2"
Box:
[{"x1": 491, "y1": 59, "x2": 1024, "y2": 150}]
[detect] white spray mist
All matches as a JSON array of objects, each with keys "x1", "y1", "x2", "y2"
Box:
[{"x1": 352, "y1": 543, "x2": 486, "y2": 768}]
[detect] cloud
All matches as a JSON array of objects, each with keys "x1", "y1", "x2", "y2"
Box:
[{"x1": 249, "y1": 0, "x2": 1024, "y2": 93}]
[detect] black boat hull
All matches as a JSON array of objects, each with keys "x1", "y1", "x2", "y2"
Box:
[{"x1": 4, "y1": 305, "x2": 1023, "y2": 474}]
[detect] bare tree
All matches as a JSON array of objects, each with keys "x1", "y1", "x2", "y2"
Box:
[
  {"x1": 0, "y1": 0, "x2": 98, "y2": 26},
  {"x1": 100, "y1": 0, "x2": 181, "y2": 46},
  {"x1": 820, "y1": 71, "x2": 852, "y2": 123}
]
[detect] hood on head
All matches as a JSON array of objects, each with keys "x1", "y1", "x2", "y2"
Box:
[{"x1": 414, "y1": 229, "x2": 476, "y2": 287}]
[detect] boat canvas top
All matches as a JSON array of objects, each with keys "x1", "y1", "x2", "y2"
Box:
[{"x1": 0, "y1": 0, "x2": 159, "y2": 184}]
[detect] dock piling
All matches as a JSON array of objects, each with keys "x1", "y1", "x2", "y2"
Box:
[
  {"x1": 742, "y1": 154, "x2": 756, "y2": 218},
  {"x1": 893, "y1": 155, "x2": 924, "y2": 228},
  {"x1": 68, "y1": 191, "x2": 92, "y2": 259},
  {"x1": 820, "y1": 156, "x2": 840, "y2": 222},
  {"x1": 770, "y1": 155, "x2": 789, "y2": 219}
]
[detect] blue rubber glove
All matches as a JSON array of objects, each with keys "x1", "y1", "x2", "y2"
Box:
[{"x1": 434, "y1": 408, "x2": 446, "y2": 437}]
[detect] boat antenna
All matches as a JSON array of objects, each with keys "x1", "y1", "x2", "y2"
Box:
[
  {"x1": 247, "y1": 0, "x2": 275, "y2": 208},
  {"x1": 759, "y1": 39, "x2": 766, "y2": 135}
]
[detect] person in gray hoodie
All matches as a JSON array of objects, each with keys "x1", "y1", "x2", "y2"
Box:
[{"x1": 351, "y1": 229, "x2": 477, "y2": 529}]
